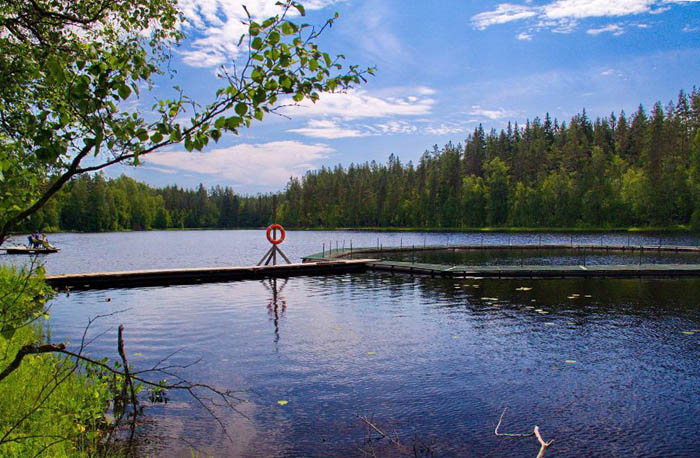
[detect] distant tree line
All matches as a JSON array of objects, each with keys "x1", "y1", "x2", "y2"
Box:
[
  {"x1": 17, "y1": 89, "x2": 700, "y2": 233},
  {"x1": 18, "y1": 175, "x2": 277, "y2": 232},
  {"x1": 278, "y1": 89, "x2": 700, "y2": 230}
]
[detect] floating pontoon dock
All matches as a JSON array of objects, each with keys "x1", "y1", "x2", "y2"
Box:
[
  {"x1": 37, "y1": 244, "x2": 700, "y2": 290},
  {"x1": 45, "y1": 259, "x2": 374, "y2": 290}
]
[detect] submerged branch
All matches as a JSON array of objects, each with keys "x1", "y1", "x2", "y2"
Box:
[{"x1": 494, "y1": 408, "x2": 554, "y2": 458}]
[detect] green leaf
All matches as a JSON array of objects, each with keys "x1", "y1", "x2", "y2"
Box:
[
  {"x1": 251, "y1": 37, "x2": 263, "y2": 50},
  {"x1": 293, "y1": 2, "x2": 306, "y2": 16},
  {"x1": 118, "y1": 84, "x2": 132, "y2": 100},
  {"x1": 281, "y1": 22, "x2": 297, "y2": 35},
  {"x1": 235, "y1": 103, "x2": 248, "y2": 116}
]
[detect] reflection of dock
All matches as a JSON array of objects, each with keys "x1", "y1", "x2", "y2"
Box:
[{"x1": 45, "y1": 260, "x2": 374, "y2": 290}]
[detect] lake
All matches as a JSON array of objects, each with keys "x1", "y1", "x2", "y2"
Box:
[{"x1": 3, "y1": 230, "x2": 700, "y2": 457}]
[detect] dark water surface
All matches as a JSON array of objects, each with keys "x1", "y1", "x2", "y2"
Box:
[{"x1": 3, "y1": 231, "x2": 700, "y2": 457}]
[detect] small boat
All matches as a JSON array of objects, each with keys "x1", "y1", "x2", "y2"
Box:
[{"x1": 3, "y1": 245, "x2": 59, "y2": 254}]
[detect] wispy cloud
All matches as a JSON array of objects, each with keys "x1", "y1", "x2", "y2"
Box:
[
  {"x1": 284, "y1": 88, "x2": 435, "y2": 119},
  {"x1": 469, "y1": 105, "x2": 518, "y2": 120},
  {"x1": 178, "y1": 0, "x2": 343, "y2": 67},
  {"x1": 288, "y1": 119, "x2": 369, "y2": 139},
  {"x1": 424, "y1": 123, "x2": 467, "y2": 135},
  {"x1": 145, "y1": 140, "x2": 332, "y2": 186},
  {"x1": 343, "y1": 1, "x2": 406, "y2": 63},
  {"x1": 373, "y1": 120, "x2": 418, "y2": 135},
  {"x1": 472, "y1": 3, "x2": 538, "y2": 30},
  {"x1": 587, "y1": 23, "x2": 625, "y2": 35},
  {"x1": 472, "y1": 0, "x2": 678, "y2": 36},
  {"x1": 516, "y1": 32, "x2": 534, "y2": 40}
]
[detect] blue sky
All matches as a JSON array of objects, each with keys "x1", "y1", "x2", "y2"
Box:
[{"x1": 118, "y1": 0, "x2": 700, "y2": 193}]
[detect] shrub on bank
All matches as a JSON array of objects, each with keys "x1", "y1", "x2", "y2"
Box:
[{"x1": 0, "y1": 266, "x2": 113, "y2": 456}]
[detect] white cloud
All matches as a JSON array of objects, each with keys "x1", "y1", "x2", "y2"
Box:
[
  {"x1": 516, "y1": 32, "x2": 534, "y2": 40},
  {"x1": 284, "y1": 88, "x2": 435, "y2": 119},
  {"x1": 178, "y1": 0, "x2": 343, "y2": 67},
  {"x1": 469, "y1": 105, "x2": 518, "y2": 120},
  {"x1": 543, "y1": 0, "x2": 656, "y2": 19},
  {"x1": 472, "y1": 0, "x2": 679, "y2": 35},
  {"x1": 587, "y1": 23, "x2": 625, "y2": 35},
  {"x1": 472, "y1": 3, "x2": 538, "y2": 30},
  {"x1": 288, "y1": 119, "x2": 368, "y2": 139},
  {"x1": 144, "y1": 140, "x2": 332, "y2": 186},
  {"x1": 424, "y1": 124, "x2": 466, "y2": 135},
  {"x1": 683, "y1": 24, "x2": 700, "y2": 32},
  {"x1": 373, "y1": 120, "x2": 418, "y2": 135}
]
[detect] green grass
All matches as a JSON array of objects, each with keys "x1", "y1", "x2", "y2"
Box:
[
  {"x1": 0, "y1": 266, "x2": 114, "y2": 457},
  {"x1": 0, "y1": 326, "x2": 113, "y2": 457}
]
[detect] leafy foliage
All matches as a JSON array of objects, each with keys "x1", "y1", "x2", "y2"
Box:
[
  {"x1": 0, "y1": 0, "x2": 369, "y2": 242},
  {"x1": 0, "y1": 266, "x2": 112, "y2": 456}
]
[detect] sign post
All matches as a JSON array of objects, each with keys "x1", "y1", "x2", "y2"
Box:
[{"x1": 257, "y1": 224, "x2": 291, "y2": 266}]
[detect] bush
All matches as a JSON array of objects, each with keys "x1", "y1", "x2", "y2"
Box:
[{"x1": 0, "y1": 266, "x2": 113, "y2": 456}]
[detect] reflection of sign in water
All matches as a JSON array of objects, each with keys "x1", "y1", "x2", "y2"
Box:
[{"x1": 262, "y1": 278, "x2": 287, "y2": 344}]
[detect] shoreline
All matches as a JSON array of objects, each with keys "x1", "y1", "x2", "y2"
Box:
[{"x1": 10, "y1": 225, "x2": 694, "y2": 236}]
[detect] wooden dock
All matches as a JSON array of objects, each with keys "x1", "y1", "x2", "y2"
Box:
[
  {"x1": 45, "y1": 259, "x2": 375, "y2": 290},
  {"x1": 40, "y1": 243, "x2": 700, "y2": 290}
]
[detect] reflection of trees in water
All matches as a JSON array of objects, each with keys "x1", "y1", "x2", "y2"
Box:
[{"x1": 262, "y1": 278, "x2": 287, "y2": 344}]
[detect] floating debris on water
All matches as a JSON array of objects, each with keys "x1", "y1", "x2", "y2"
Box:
[
  {"x1": 544, "y1": 322, "x2": 554, "y2": 326},
  {"x1": 516, "y1": 287, "x2": 533, "y2": 291},
  {"x1": 277, "y1": 400, "x2": 288, "y2": 406},
  {"x1": 681, "y1": 331, "x2": 695, "y2": 335},
  {"x1": 367, "y1": 351, "x2": 376, "y2": 355},
  {"x1": 565, "y1": 360, "x2": 577, "y2": 364}
]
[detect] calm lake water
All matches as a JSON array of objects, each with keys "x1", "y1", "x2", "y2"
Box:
[{"x1": 3, "y1": 230, "x2": 700, "y2": 457}]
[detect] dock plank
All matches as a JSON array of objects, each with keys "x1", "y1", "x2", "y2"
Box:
[{"x1": 45, "y1": 259, "x2": 376, "y2": 290}]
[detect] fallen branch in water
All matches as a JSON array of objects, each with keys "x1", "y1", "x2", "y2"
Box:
[
  {"x1": 495, "y1": 408, "x2": 554, "y2": 458},
  {"x1": 358, "y1": 415, "x2": 405, "y2": 451}
]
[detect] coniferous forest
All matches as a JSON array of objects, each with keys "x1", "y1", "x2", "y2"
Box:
[{"x1": 19, "y1": 89, "x2": 700, "y2": 233}]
